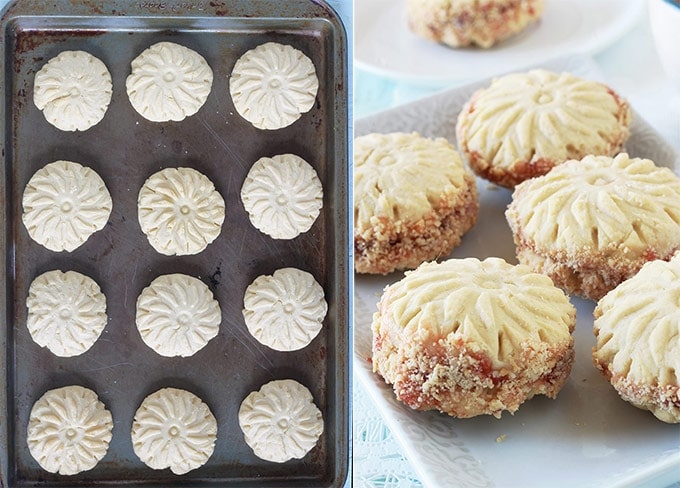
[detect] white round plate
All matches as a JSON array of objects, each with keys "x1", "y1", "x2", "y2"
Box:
[{"x1": 355, "y1": 0, "x2": 645, "y2": 86}]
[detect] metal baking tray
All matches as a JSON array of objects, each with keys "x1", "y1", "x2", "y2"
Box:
[{"x1": 0, "y1": 1, "x2": 349, "y2": 486}]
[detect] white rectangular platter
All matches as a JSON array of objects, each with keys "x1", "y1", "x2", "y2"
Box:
[{"x1": 353, "y1": 55, "x2": 680, "y2": 488}]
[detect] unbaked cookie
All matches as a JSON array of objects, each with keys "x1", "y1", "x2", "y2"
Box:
[
  {"x1": 138, "y1": 167, "x2": 225, "y2": 255},
  {"x1": 27, "y1": 270, "x2": 107, "y2": 357},
  {"x1": 136, "y1": 273, "x2": 221, "y2": 357},
  {"x1": 456, "y1": 69, "x2": 632, "y2": 188},
  {"x1": 243, "y1": 268, "x2": 327, "y2": 351},
  {"x1": 238, "y1": 379, "x2": 324, "y2": 463},
  {"x1": 28, "y1": 385, "x2": 113, "y2": 475},
  {"x1": 22, "y1": 160, "x2": 113, "y2": 252},
  {"x1": 131, "y1": 387, "x2": 217, "y2": 475},
  {"x1": 240, "y1": 153, "x2": 323, "y2": 239},
  {"x1": 354, "y1": 132, "x2": 478, "y2": 275},
  {"x1": 229, "y1": 42, "x2": 318, "y2": 130},
  {"x1": 33, "y1": 50, "x2": 112, "y2": 131},
  {"x1": 593, "y1": 255, "x2": 680, "y2": 423},
  {"x1": 506, "y1": 153, "x2": 680, "y2": 300},
  {"x1": 372, "y1": 257, "x2": 576, "y2": 418},
  {"x1": 126, "y1": 41, "x2": 213, "y2": 122},
  {"x1": 406, "y1": 0, "x2": 544, "y2": 48}
]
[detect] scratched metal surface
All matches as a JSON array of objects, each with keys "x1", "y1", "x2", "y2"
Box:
[{"x1": 0, "y1": 1, "x2": 349, "y2": 487}]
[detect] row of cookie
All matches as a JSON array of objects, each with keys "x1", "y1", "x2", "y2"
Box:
[
  {"x1": 354, "y1": 69, "x2": 680, "y2": 302},
  {"x1": 34, "y1": 41, "x2": 318, "y2": 130},
  {"x1": 22, "y1": 156, "x2": 323, "y2": 254},
  {"x1": 355, "y1": 70, "x2": 633, "y2": 273},
  {"x1": 371, "y1": 253, "x2": 680, "y2": 424},
  {"x1": 28, "y1": 380, "x2": 324, "y2": 476},
  {"x1": 27, "y1": 267, "x2": 326, "y2": 358}
]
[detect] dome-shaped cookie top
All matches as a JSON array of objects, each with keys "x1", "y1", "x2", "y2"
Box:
[
  {"x1": 378, "y1": 257, "x2": 575, "y2": 368},
  {"x1": 456, "y1": 69, "x2": 631, "y2": 185},
  {"x1": 33, "y1": 50, "x2": 112, "y2": 131},
  {"x1": 131, "y1": 387, "x2": 217, "y2": 475},
  {"x1": 507, "y1": 153, "x2": 680, "y2": 257},
  {"x1": 229, "y1": 42, "x2": 318, "y2": 130},
  {"x1": 136, "y1": 273, "x2": 221, "y2": 357},
  {"x1": 27, "y1": 270, "x2": 107, "y2": 357},
  {"x1": 27, "y1": 386, "x2": 113, "y2": 475},
  {"x1": 242, "y1": 267, "x2": 327, "y2": 351},
  {"x1": 354, "y1": 132, "x2": 470, "y2": 230},
  {"x1": 594, "y1": 256, "x2": 680, "y2": 387},
  {"x1": 240, "y1": 153, "x2": 322, "y2": 239},
  {"x1": 22, "y1": 160, "x2": 112, "y2": 252},
  {"x1": 126, "y1": 42, "x2": 213, "y2": 122},
  {"x1": 238, "y1": 379, "x2": 324, "y2": 463},
  {"x1": 138, "y1": 167, "x2": 225, "y2": 255}
]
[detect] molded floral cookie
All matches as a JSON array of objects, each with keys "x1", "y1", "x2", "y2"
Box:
[
  {"x1": 238, "y1": 379, "x2": 324, "y2": 463},
  {"x1": 28, "y1": 386, "x2": 113, "y2": 475},
  {"x1": 131, "y1": 387, "x2": 217, "y2": 474},
  {"x1": 407, "y1": 0, "x2": 545, "y2": 48},
  {"x1": 22, "y1": 160, "x2": 112, "y2": 252},
  {"x1": 240, "y1": 153, "x2": 322, "y2": 239},
  {"x1": 456, "y1": 69, "x2": 632, "y2": 188},
  {"x1": 33, "y1": 50, "x2": 112, "y2": 131},
  {"x1": 354, "y1": 132, "x2": 478, "y2": 274},
  {"x1": 229, "y1": 42, "x2": 318, "y2": 130},
  {"x1": 243, "y1": 267, "x2": 327, "y2": 351},
  {"x1": 138, "y1": 167, "x2": 225, "y2": 255},
  {"x1": 593, "y1": 255, "x2": 680, "y2": 423},
  {"x1": 126, "y1": 41, "x2": 213, "y2": 122},
  {"x1": 372, "y1": 257, "x2": 576, "y2": 418},
  {"x1": 506, "y1": 153, "x2": 680, "y2": 300},
  {"x1": 136, "y1": 273, "x2": 221, "y2": 357},
  {"x1": 27, "y1": 270, "x2": 107, "y2": 357}
]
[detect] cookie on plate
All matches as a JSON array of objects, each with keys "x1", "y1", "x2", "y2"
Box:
[
  {"x1": 506, "y1": 153, "x2": 680, "y2": 300},
  {"x1": 456, "y1": 69, "x2": 632, "y2": 188},
  {"x1": 372, "y1": 257, "x2": 576, "y2": 418},
  {"x1": 593, "y1": 255, "x2": 680, "y2": 423},
  {"x1": 136, "y1": 273, "x2": 221, "y2": 357},
  {"x1": 238, "y1": 379, "x2": 324, "y2": 463},
  {"x1": 406, "y1": 0, "x2": 544, "y2": 49},
  {"x1": 229, "y1": 42, "x2": 318, "y2": 130},
  {"x1": 126, "y1": 41, "x2": 213, "y2": 122},
  {"x1": 28, "y1": 385, "x2": 113, "y2": 475},
  {"x1": 27, "y1": 270, "x2": 107, "y2": 357},
  {"x1": 33, "y1": 50, "x2": 112, "y2": 131},
  {"x1": 22, "y1": 160, "x2": 112, "y2": 252},
  {"x1": 138, "y1": 167, "x2": 225, "y2": 255},
  {"x1": 242, "y1": 267, "x2": 327, "y2": 351},
  {"x1": 240, "y1": 153, "x2": 323, "y2": 239},
  {"x1": 131, "y1": 387, "x2": 217, "y2": 475},
  {"x1": 354, "y1": 132, "x2": 478, "y2": 275}
]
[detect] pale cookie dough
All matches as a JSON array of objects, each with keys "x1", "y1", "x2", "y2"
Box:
[
  {"x1": 132, "y1": 387, "x2": 217, "y2": 474},
  {"x1": 238, "y1": 379, "x2": 324, "y2": 463},
  {"x1": 230, "y1": 42, "x2": 318, "y2": 130},
  {"x1": 28, "y1": 385, "x2": 113, "y2": 475},
  {"x1": 406, "y1": 0, "x2": 544, "y2": 49},
  {"x1": 126, "y1": 41, "x2": 213, "y2": 122},
  {"x1": 372, "y1": 257, "x2": 576, "y2": 418},
  {"x1": 456, "y1": 69, "x2": 632, "y2": 188},
  {"x1": 22, "y1": 160, "x2": 113, "y2": 252},
  {"x1": 506, "y1": 153, "x2": 680, "y2": 300},
  {"x1": 243, "y1": 268, "x2": 327, "y2": 352},
  {"x1": 138, "y1": 167, "x2": 225, "y2": 255},
  {"x1": 27, "y1": 270, "x2": 107, "y2": 357},
  {"x1": 594, "y1": 255, "x2": 680, "y2": 423},
  {"x1": 241, "y1": 153, "x2": 323, "y2": 239},
  {"x1": 136, "y1": 273, "x2": 221, "y2": 357},
  {"x1": 33, "y1": 50, "x2": 112, "y2": 131},
  {"x1": 354, "y1": 132, "x2": 478, "y2": 274}
]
